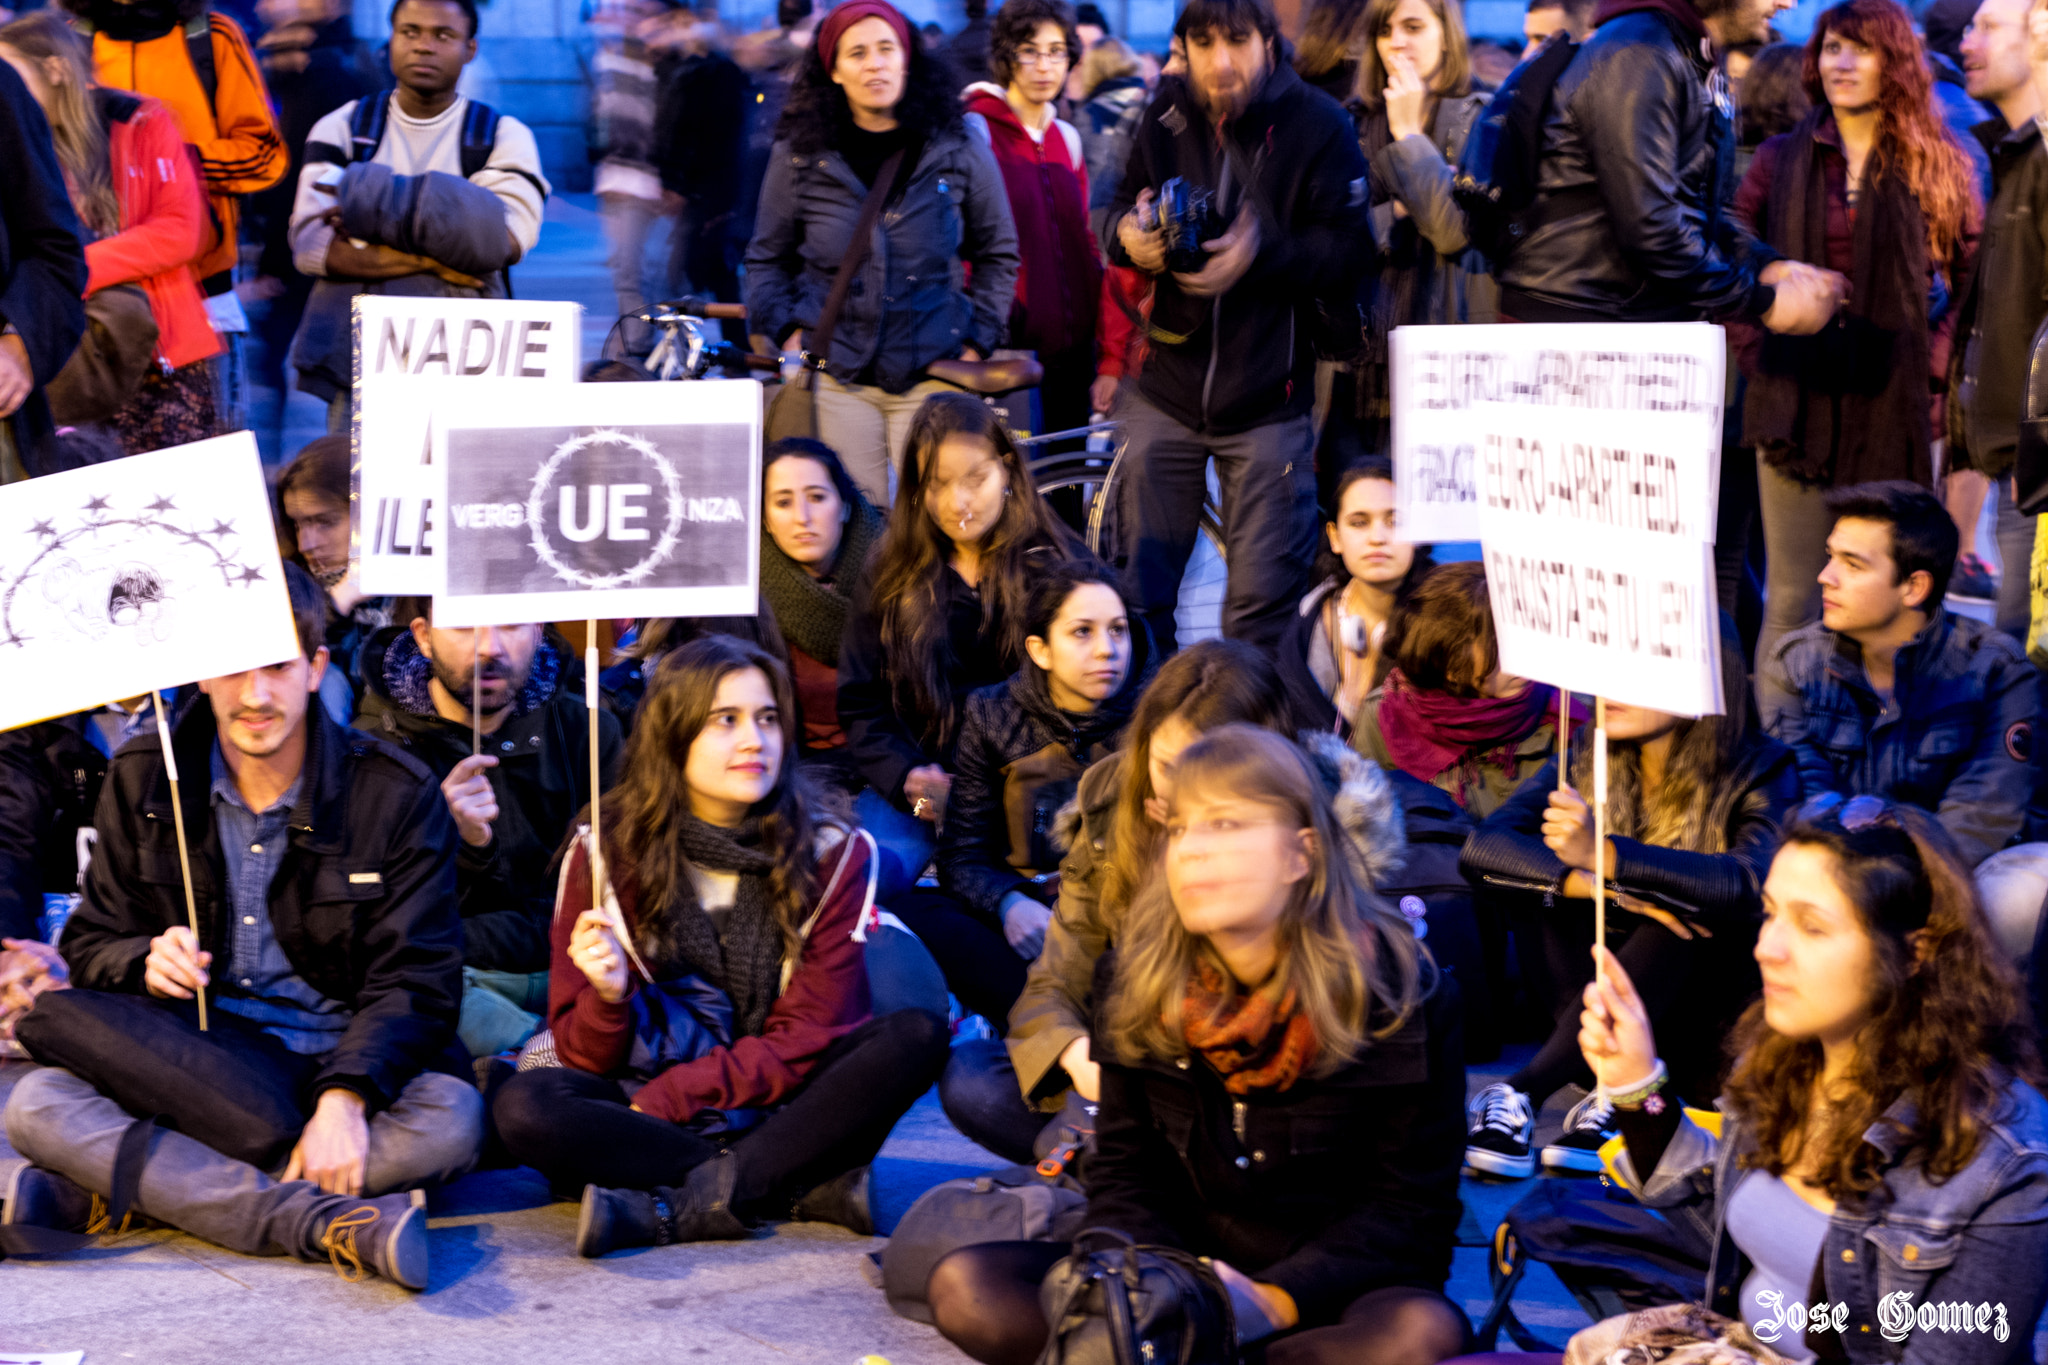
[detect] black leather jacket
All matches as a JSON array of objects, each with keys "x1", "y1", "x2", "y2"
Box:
[
  {"x1": 1459, "y1": 739, "x2": 1801, "y2": 930},
  {"x1": 1496, "y1": 2, "x2": 1776, "y2": 323}
]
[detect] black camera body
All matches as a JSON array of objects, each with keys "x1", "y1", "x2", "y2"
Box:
[{"x1": 1155, "y1": 177, "x2": 1216, "y2": 275}]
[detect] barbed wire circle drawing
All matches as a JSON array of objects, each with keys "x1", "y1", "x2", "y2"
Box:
[
  {"x1": 2, "y1": 494, "x2": 264, "y2": 651},
  {"x1": 524, "y1": 429, "x2": 686, "y2": 590}
]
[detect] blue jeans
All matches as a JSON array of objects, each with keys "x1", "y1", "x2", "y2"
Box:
[
  {"x1": 855, "y1": 787, "x2": 937, "y2": 903},
  {"x1": 939, "y1": 1038, "x2": 1056, "y2": 1165},
  {"x1": 863, "y1": 922, "x2": 950, "y2": 1020}
]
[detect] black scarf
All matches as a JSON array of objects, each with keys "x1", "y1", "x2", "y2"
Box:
[
  {"x1": 635, "y1": 815, "x2": 786, "y2": 1039},
  {"x1": 759, "y1": 493, "x2": 883, "y2": 667},
  {"x1": 1745, "y1": 110, "x2": 1935, "y2": 488}
]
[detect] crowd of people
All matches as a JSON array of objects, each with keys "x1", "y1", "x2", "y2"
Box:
[{"x1": 7, "y1": 0, "x2": 2048, "y2": 1358}]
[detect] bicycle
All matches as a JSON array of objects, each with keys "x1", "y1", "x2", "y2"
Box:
[{"x1": 600, "y1": 296, "x2": 778, "y2": 381}]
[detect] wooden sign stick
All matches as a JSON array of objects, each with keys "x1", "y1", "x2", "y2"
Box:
[
  {"x1": 471, "y1": 630, "x2": 481, "y2": 758},
  {"x1": 151, "y1": 690, "x2": 207, "y2": 1031},
  {"x1": 1557, "y1": 689, "x2": 1571, "y2": 793},
  {"x1": 1593, "y1": 695, "x2": 1608, "y2": 1101},
  {"x1": 587, "y1": 620, "x2": 603, "y2": 925}
]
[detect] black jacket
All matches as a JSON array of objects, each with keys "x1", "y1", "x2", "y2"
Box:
[
  {"x1": 838, "y1": 562, "x2": 1028, "y2": 811},
  {"x1": 1101, "y1": 63, "x2": 1371, "y2": 434},
  {"x1": 1086, "y1": 954, "x2": 1466, "y2": 1327},
  {"x1": 937, "y1": 640, "x2": 1153, "y2": 918},
  {"x1": 1459, "y1": 740, "x2": 1802, "y2": 930},
  {"x1": 1495, "y1": 0, "x2": 1775, "y2": 323},
  {"x1": 654, "y1": 49, "x2": 749, "y2": 213},
  {"x1": 1953, "y1": 116, "x2": 2048, "y2": 479},
  {"x1": 0, "y1": 58, "x2": 88, "y2": 470},
  {"x1": 56, "y1": 702, "x2": 465, "y2": 1112},
  {"x1": 0, "y1": 717, "x2": 106, "y2": 941},
  {"x1": 353, "y1": 629, "x2": 623, "y2": 975}
]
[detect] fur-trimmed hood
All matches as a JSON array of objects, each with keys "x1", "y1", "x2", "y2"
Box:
[{"x1": 1049, "y1": 731, "x2": 1409, "y2": 892}]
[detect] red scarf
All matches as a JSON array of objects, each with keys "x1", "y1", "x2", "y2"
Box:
[
  {"x1": 1181, "y1": 957, "x2": 1319, "y2": 1095},
  {"x1": 1377, "y1": 669, "x2": 1564, "y2": 791}
]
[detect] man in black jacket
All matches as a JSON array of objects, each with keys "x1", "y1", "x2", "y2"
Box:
[
  {"x1": 3, "y1": 566, "x2": 474, "y2": 1290},
  {"x1": 1495, "y1": 0, "x2": 1844, "y2": 332},
  {"x1": 353, "y1": 604, "x2": 622, "y2": 1057},
  {"x1": 1102, "y1": 0, "x2": 1370, "y2": 655},
  {"x1": 1951, "y1": 0, "x2": 2048, "y2": 640},
  {"x1": 0, "y1": 58, "x2": 87, "y2": 482}
]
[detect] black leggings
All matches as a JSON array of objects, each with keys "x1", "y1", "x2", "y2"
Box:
[
  {"x1": 886, "y1": 889, "x2": 1028, "y2": 1030},
  {"x1": 492, "y1": 1009, "x2": 947, "y2": 1214},
  {"x1": 926, "y1": 1241, "x2": 1471, "y2": 1365},
  {"x1": 1509, "y1": 901, "x2": 1759, "y2": 1105}
]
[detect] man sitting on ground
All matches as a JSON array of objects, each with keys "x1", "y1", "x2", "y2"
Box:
[
  {"x1": 1760, "y1": 481, "x2": 2048, "y2": 965},
  {"x1": 2, "y1": 565, "x2": 476, "y2": 1291},
  {"x1": 356, "y1": 603, "x2": 621, "y2": 1058}
]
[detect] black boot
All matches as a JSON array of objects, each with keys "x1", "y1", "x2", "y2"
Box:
[
  {"x1": 312, "y1": 1190, "x2": 431, "y2": 1290},
  {"x1": 790, "y1": 1164, "x2": 873, "y2": 1236},
  {"x1": 575, "y1": 1150, "x2": 749, "y2": 1258}
]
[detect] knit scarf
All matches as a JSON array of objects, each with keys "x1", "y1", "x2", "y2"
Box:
[
  {"x1": 759, "y1": 494, "x2": 883, "y2": 667},
  {"x1": 1377, "y1": 668, "x2": 1556, "y2": 785},
  {"x1": 633, "y1": 815, "x2": 786, "y2": 1039},
  {"x1": 1182, "y1": 956, "x2": 1318, "y2": 1095}
]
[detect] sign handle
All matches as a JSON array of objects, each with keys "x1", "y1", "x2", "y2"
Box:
[
  {"x1": 151, "y1": 690, "x2": 207, "y2": 1032},
  {"x1": 1592, "y1": 695, "x2": 1608, "y2": 1104},
  {"x1": 471, "y1": 630, "x2": 481, "y2": 758},
  {"x1": 1557, "y1": 689, "x2": 1571, "y2": 793},
  {"x1": 587, "y1": 620, "x2": 602, "y2": 925}
]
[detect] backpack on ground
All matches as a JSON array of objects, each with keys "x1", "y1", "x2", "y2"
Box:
[
  {"x1": 878, "y1": 1163, "x2": 1089, "y2": 1323},
  {"x1": 1452, "y1": 32, "x2": 1580, "y2": 266}
]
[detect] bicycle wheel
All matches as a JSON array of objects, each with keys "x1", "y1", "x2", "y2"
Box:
[{"x1": 1033, "y1": 446, "x2": 1226, "y2": 646}]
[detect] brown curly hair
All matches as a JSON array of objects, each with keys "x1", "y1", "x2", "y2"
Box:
[{"x1": 1722, "y1": 803, "x2": 2042, "y2": 1199}]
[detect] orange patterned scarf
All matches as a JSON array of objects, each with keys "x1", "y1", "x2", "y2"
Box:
[{"x1": 1181, "y1": 957, "x2": 1319, "y2": 1095}]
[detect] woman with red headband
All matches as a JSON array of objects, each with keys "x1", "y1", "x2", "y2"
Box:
[{"x1": 744, "y1": 0, "x2": 1022, "y2": 507}]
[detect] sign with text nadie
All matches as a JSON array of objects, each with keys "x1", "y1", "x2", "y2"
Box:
[
  {"x1": 1395, "y1": 322, "x2": 1727, "y2": 716},
  {"x1": 352, "y1": 295, "x2": 582, "y2": 594},
  {"x1": 430, "y1": 380, "x2": 762, "y2": 627}
]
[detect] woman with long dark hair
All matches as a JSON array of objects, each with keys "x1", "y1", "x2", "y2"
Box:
[
  {"x1": 1458, "y1": 645, "x2": 1801, "y2": 1179},
  {"x1": 1577, "y1": 798, "x2": 2048, "y2": 1362},
  {"x1": 492, "y1": 637, "x2": 948, "y2": 1254},
  {"x1": 744, "y1": 0, "x2": 1021, "y2": 504},
  {"x1": 928, "y1": 727, "x2": 1468, "y2": 1365},
  {"x1": 1736, "y1": 0, "x2": 1981, "y2": 667},
  {"x1": 838, "y1": 392, "x2": 1082, "y2": 1023}
]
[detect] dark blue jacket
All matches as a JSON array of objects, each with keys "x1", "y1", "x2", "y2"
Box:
[{"x1": 1758, "y1": 612, "x2": 2042, "y2": 867}]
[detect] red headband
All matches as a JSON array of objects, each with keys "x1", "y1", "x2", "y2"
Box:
[{"x1": 817, "y1": 0, "x2": 913, "y2": 66}]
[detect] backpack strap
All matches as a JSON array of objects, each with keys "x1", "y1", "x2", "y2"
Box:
[
  {"x1": 348, "y1": 90, "x2": 391, "y2": 164},
  {"x1": 459, "y1": 98, "x2": 500, "y2": 180},
  {"x1": 184, "y1": 11, "x2": 217, "y2": 114}
]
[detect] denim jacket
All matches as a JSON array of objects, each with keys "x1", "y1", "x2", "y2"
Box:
[
  {"x1": 1613, "y1": 1079, "x2": 2048, "y2": 1363},
  {"x1": 1757, "y1": 612, "x2": 2042, "y2": 867}
]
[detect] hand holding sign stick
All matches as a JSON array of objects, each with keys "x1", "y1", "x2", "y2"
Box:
[{"x1": 151, "y1": 689, "x2": 208, "y2": 1032}]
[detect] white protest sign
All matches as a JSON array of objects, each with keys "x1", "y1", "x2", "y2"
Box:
[
  {"x1": 431, "y1": 379, "x2": 763, "y2": 627},
  {"x1": 353, "y1": 295, "x2": 582, "y2": 594},
  {"x1": 0, "y1": 433, "x2": 299, "y2": 730},
  {"x1": 1444, "y1": 322, "x2": 1726, "y2": 716}
]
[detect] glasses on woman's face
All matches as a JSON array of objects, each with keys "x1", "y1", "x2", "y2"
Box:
[{"x1": 1015, "y1": 44, "x2": 1071, "y2": 67}]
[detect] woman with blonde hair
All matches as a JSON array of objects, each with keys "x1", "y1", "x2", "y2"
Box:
[{"x1": 927, "y1": 725, "x2": 1468, "y2": 1365}]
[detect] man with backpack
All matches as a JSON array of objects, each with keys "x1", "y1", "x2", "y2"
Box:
[
  {"x1": 1479, "y1": 0, "x2": 1845, "y2": 334},
  {"x1": 286, "y1": 0, "x2": 549, "y2": 428}
]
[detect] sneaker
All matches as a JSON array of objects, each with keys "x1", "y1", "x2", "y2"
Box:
[
  {"x1": 1541, "y1": 1090, "x2": 1616, "y2": 1173},
  {"x1": 1949, "y1": 553, "x2": 1998, "y2": 604},
  {"x1": 1464, "y1": 1082, "x2": 1536, "y2": 1179},
  {"x1": 2, "y1": 1163, "x2": 94, "y2": 1233}
]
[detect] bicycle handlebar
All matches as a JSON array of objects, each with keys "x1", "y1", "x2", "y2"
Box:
[{"x1": 641, "y1": 296, "x2": 748, "y2": 322}]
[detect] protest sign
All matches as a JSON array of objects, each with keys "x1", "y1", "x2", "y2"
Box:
[
  {"x1": 0, "y1": 433, "x2": 298, "y2": 731},
  {"x1": 430, "y1": 379, "x2": 762, "y2": 627},
  {"x1": 353, "y1": 296, "x2": 582, "y2": 594},
  {"x1": 1431, "y1": 322, "x2": 1726, "y2": 716}
]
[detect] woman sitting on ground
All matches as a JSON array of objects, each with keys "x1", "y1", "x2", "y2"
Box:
[
  {"x1": 928, "y1": 726, "x2": 1469, "y2": 1365},
  {"x1": 1281, "y1": 458, "x2": 1435, "y2": 734},
  {"x1": 1351, "y1": 560, "x2": 1568, "y2": 818},
  {"x1": 838, "y1": 392, "x2": 1083, "y2": 1019},
  {"x1": 1572, "y1": 797, "x2": 2048, "y2": 1364},
  {"x1": 1457, "y1": 648, "x2": 1800, "y2": 1179},
  {"x1": 491, "y1": 637, "x2": 949, "y2": 1255}
]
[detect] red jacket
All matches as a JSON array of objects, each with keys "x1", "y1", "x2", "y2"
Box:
[
  {"x1": 965, "y1": 84, "x2": 1103, "y2": 358},
  {"x1": 545, "y1": 826, "x2": 876, "y2": 1124},
  {"x1": 89, "y1": 91, "x2": 220, "y2": 371}
]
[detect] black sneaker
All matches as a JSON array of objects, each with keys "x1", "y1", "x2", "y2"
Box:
[
  {"x1": 1465, "y1": 1082, "x2": 1535, "y2": 1179},
  {"x1": 1541, "y1": 1091, "x2": 1616, "y2": 1173},
  {"x1": 1949, "y1": 553, "x2": 1998, "y2": 604}
]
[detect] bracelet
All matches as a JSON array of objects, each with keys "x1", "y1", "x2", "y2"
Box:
[
  {"x1": 912, "y1": 796, "x2": 930, "y2": 817},
  {"x1": 1608, "y1": 1059, "x2": 1669, "y2": 1111}
]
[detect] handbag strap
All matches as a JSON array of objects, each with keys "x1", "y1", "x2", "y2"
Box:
[{"x1": 805, "y1": 147, "x2": 908, "y2": 380}]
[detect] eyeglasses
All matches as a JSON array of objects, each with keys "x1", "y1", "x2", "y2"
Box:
[
  {"x1": 1015, "y1": 45, "x2": 1071, "y2": 66},
  {"x1": 1797, "y1": 791, "x2": 1894, "y2": 831}
]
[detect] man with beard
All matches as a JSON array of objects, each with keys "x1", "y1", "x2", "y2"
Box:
[
  {"x1": 1103, "y1": 0, "x2": 1371, "y2": 656},
  {"x1": 354, "y1": 603, "x2": 622, "y2": 1057},
  {"x1": 276, "y1": 436, "x2": 393, "y2": 723},
  {"x1": 4, "y1": 563, "x2": 474, "y2": 1290}
]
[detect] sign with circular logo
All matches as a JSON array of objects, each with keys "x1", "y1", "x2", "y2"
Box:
[{"x1": 525, "y1": 430, "x2": 686, "y2": 589}]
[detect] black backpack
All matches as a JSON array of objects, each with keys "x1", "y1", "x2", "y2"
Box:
[
  {"x1": 1452, "y1": 32, "x2": 1580, "y2": 266},
  {"x1": 346, "y1": 90, "x2": 503, "y2": 181}
]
